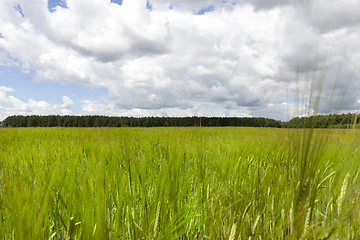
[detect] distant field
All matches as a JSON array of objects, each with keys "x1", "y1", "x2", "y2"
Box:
[{"x1": 0, "y1": 127, "x2": 359, "y2": 239}]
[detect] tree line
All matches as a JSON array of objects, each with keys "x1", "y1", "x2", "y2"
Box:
[
  {"x1": 282, "y1": 113, "x2": 360, "y2": 129},
  {"x1": 1, "y1": 115, "x2": 281, "y2": 128},
  {"x1": 1, "y1": 113, "x2": 359, "y2": 128}
]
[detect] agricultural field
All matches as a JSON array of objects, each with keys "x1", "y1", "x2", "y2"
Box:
[{"x1": 0, "y1": 127, "x2": 360, "y2": 239}]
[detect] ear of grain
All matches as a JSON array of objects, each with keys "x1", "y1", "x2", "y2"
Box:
[
  {"x1": 154, "y1": 201, "x2": 161, "y2": 239},
  {"x1": 228, "y1": 222, "x2": 237, "y2": 240},
  {"x1": 338, "y1": 173, "x2": 350, "y2": 215},
  {"x1": 252, "y1": 214, "x2": 260, "y2": 235}
]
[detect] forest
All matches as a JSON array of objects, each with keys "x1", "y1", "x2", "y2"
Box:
[{"x1": 1, "y1": 113, "x2": 359, "y2": 128}]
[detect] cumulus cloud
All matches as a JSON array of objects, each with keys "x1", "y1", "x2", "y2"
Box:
[
  {"x1": 0, "y1": 0, "x2": 359, "y2": 121},
  {"x1": 0, "y1": 86, "x2": 74, "y2": 120},
  {"x1": 150, "y1": 0, "x2": 225, "y2": 11},
  {"x1": 61, "y1": 96, "x2": 75, "y2": 109},
  {"x1": 17, "y1": 0, "x2": 172, "y2": 61},
  {"x1": 299, "y1": 0, "x2": 360, "y2": 33}
]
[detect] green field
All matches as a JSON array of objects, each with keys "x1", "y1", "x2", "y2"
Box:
[{"x1": 0, "y1": 127, "x2": 360, "y2": 239}]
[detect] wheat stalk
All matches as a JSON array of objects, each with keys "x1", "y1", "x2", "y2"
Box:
[
  {"x1": 252, "y1": 214, "x2": 260, "y2": 235},
  {"x1": 338, "y1": 173, "x2": 350, "y2": 215},
  {"x1": 229, "y1": 222, "x2": 237, "y2": 240},
  {"x1": 154, "y1": 201, "x2": 161, "y2": 239}
]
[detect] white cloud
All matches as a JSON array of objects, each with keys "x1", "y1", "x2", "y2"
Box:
[
  {"x1": 0, "y1": 0, "x2": 359, "y2": 121},
  {"x1": 301, "y1": 0, "x2": 360, "y2": 33},
  {"x1": 0, "y1": 86, "x2": 14, "y2": 92},
  {"x1": 0, "y1": 86, "x2": 74, "y2": 120},
  {"x1": 150, "y1": 0, "x2": 226, "y2": 11},
  {"x1": 122, "y1": 58, "x2": 171, "y2": 88},
  {"x1": 61, "y1": 96, "x2": 75, "y2": 109}
]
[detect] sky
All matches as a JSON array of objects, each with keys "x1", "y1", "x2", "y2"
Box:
[{"x1": 0, "y1": 0, "x2": 359, "y2": 121}]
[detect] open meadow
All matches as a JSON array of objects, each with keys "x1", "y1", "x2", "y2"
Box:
[{"x1": 0, "y1": 127, "x2": 360, "y2": 239}]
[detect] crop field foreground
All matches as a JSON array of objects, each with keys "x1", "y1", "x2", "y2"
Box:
[{"x1": 0, "y1": 127, "x2": 360, "y2": 239}]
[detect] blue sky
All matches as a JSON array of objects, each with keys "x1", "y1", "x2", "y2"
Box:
[
  {"x1": 0, "y1": 0, "x2": 359, "y2": 121},
  {"x1": 48, "y1": 0, "x2": 68, "y2": 12},
  {"x1": 47, "y1": 0, "x2": 155, "y2": 12},
  {"x1": 0, "y1": 65, "x2": 107, "y2": 114}
]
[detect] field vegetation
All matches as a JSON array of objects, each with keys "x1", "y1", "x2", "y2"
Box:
[{"x1": 0, "y1": 127, "x2": 360, "y2": 239}]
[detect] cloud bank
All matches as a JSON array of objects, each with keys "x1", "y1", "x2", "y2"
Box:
[
  {"x1": 0, "y1": 0, "x2": 359, "y2": 121},
  {"x1": 0, "y1": 85, "x2": 74, "y2": 120}
]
